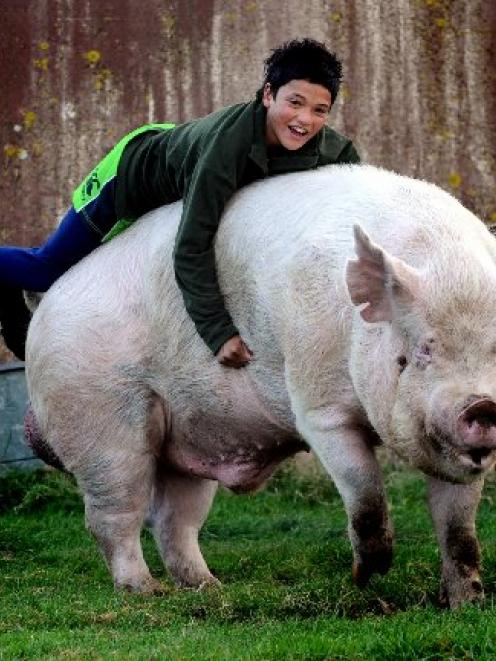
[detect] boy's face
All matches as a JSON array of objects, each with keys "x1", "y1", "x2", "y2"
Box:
[{"x1": 262, "y1": 80, "x2": 332, "y2": 150}]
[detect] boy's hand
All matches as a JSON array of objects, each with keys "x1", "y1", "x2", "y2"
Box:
[{"x1": 217, "y1": 335, "x2": 253, "y2": 368}]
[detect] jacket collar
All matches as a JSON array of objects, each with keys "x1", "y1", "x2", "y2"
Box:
[
  {"x1": 248, "y1": 101, "x2": 269, "y2": 173},
  {"x1": 248, "y1": 100, "x2": 322, "y2": 175}
]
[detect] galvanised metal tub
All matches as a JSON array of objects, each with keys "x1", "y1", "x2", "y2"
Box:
[{"x1": 0, "y1": 362, "x2": 41, "y2": 474}]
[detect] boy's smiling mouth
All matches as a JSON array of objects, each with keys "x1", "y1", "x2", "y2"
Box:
[{"x1": 288, "y1": 125, "x2": 309, "y2": 137}]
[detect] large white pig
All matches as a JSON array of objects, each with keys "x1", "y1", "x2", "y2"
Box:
[{"x1": 24, "y1": 164, "x2": 496, "y2": 607}]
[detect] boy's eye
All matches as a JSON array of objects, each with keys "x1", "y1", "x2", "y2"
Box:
[{"x1": 289, "y1": 99, "x2": 302, "y2": 107}]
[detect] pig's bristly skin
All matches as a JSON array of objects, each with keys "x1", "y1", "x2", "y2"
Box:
[{"x1": 25, "y1": 164, "x2": 496, "y2": 606}]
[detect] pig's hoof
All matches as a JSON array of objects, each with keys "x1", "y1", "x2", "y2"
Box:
[
  {"x1": 352, "y1": 561, "x2": 375, "y2": 588},
  {"x1": 192, "y1": 576, "x2": 222, "y2": 592},
  {"x1": 439, "y1": 576, "x2": 484, "y2": 609},
  {"x1": 116, "y1": 576, "x2": 164, "y2": 595},
  {"x1": 352, "y1": 546, "x2": 393, "y2": 588},
  {"x1": 178, "y1": 574, "x2": 221, "y2": 590}
]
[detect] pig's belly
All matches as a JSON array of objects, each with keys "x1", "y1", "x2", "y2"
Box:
[{"x1": 163, "y1": 410, "x2": 306, "y2": 493}]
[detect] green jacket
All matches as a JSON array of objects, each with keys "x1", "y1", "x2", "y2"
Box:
[{"x1": 115, "y1": 99, "x2": 360, "y2": 355}]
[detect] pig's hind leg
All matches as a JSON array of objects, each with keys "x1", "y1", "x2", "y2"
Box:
[
  {"x1": 149, "y1": 466, "x2": 219, "y2": 588},
  {"x1": 77, "y1": 395, "x2": 164, "y2": 594},
  {"x1": 82, "y1": 452, "x2": 159, "y2": 593}
]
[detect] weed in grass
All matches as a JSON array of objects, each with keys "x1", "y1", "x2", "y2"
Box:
[{"x1": 0, "y1": 468, "x2": 81, "y2": 514}]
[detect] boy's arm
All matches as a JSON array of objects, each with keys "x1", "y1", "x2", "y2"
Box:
[{"x1": 173, "y1": 156, "x2": 242, "y2": 356}]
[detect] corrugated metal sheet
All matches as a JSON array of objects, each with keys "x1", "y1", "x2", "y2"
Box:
[{"x1": 0, "y1": 0, "x2": 495, "y2": 352}]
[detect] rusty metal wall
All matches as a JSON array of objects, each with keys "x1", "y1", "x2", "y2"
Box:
[{"x1": 0, "y1": 0, "x2": 495, "y2": 356}]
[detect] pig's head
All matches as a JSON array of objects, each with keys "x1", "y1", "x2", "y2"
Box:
[{"x1": 346, "y1": 224, "x2": 496, "y2": 483}]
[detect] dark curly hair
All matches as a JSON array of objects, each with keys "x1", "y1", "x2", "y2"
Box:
[{"x1": 258, "y1": 38, "x2": 342, "y2": 105}]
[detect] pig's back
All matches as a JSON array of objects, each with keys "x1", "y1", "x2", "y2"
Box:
[
  {"x1": 217, "y1": 164, "x2": 494, "y2": 276},
  {"x1": 27, "y1": 164, "x2": 496, "y2": 364},
  {"x1": 38, "y1": 164, "x2": 495, "y2": 311}
]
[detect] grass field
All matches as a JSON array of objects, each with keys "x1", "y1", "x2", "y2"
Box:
[{"x1": 1, "y1": 464, "x2": 496, "y2": 659}]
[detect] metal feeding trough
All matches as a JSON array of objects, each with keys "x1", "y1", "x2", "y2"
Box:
[{"x1": 0, "y1": 362, "x2": 41, "y2": 474}]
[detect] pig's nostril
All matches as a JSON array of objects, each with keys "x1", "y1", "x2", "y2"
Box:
[
  {"x1": 466, "y1": 412, "x2": 496, "y2": 428},
  {"x1": 467, "y1": 447, "x2": 492, "y2": 465},
  {"x1": 462, "y1": 399, "x2": 496, "y2": 428}
]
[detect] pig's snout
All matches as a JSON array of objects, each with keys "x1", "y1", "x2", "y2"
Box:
[{"x1": 456, "y1": 398, "x2": 496, "y2": 467}]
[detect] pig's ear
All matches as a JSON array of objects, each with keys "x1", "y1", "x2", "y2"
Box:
[{"x1": 345, "y1": 224, "x2": 420, "y2": 323}]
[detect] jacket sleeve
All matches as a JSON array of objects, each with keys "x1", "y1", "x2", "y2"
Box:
[{"x1": 173, "y1": 140, "x2": 242, "y2": 355}]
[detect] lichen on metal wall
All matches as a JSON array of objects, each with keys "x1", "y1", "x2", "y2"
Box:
[{"x1": 1, "y1": 0, "x2": 494, "y2": 244}]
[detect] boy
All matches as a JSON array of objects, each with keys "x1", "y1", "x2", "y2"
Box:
[{"x1": 0, "y1": 38, "x2": 360, "y2": 365}]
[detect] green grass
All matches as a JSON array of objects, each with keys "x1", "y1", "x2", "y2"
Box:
[{"x1": 1, "y1": 465, "x2": 496, "y2": 659}]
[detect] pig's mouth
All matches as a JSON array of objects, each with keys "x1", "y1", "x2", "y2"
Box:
[
  {"x1": 458, "y1": 446, "x2": 495, "y2": 473},
  {"x1": 424, "y1": 423, "x2": 496, "y2": 480},
  {"x1": 417, "y1": 397, "x2": 496, "y2": 480}
]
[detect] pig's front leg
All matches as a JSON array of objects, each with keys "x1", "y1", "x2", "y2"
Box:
[
  {"x1": 297, "y1": 413, "x2": 393, "y2": 586},
  {"x1": 428, "y1": 476, "x2": 484, "y2": 608}
]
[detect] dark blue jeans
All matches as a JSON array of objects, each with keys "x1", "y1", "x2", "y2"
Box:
[{"x1": 0, "y1": 180, "x2": 117, "y2": 292}]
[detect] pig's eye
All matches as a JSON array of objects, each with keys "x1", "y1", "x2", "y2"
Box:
[
  {"x1": 413, "y1": 339, "x2": 434, "y2": 367},
  {"x1": 397, "y1": 355, "x2": 408, "y2": 373}
]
